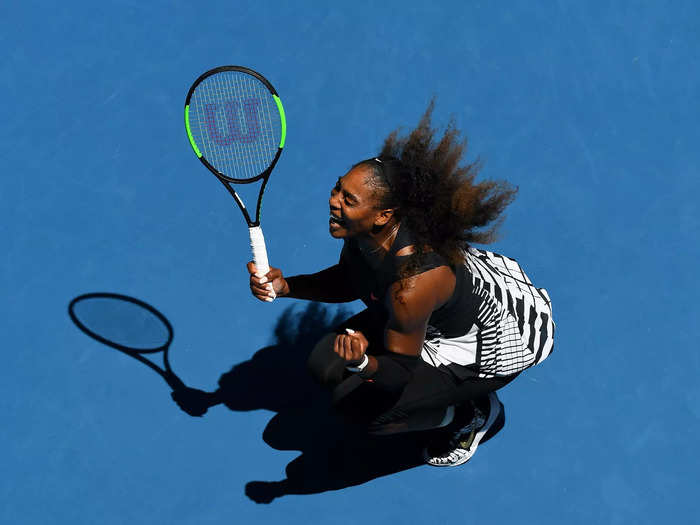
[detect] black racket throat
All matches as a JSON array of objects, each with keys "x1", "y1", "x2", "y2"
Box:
[
  {"x1": 185, "y1": 65, "x2": 286, "y2": 273},
  {"x1": 200, "y1": 146, "x2": 282, "y2": 227}
]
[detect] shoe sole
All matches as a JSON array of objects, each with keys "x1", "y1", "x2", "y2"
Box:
[{"x1": 424, "y1": 392, "x2": 505, "y2": 467}]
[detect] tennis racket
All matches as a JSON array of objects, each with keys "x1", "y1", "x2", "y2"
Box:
[
  {"x1": 184, "y1": 65, "x2": 286, "y2": 298},
  {"x1": 68, "y1": 292, "x2": 186, "y2": 391}
]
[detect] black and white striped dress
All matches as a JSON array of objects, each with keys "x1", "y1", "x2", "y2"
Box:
[
  {"x1": 340, "y1": 225, "x2": 556, "y2": 380},
  {"x1": 421, "y1": 247, "x2": 555, "y2": 379}
]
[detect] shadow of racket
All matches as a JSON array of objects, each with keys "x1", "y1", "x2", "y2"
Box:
[{"x1": 68, "y1": 292, "x2": 186, "y2": 391}]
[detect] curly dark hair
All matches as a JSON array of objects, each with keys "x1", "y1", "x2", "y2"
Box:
[{"x1": 354, "y1": 99, "x2": 519, "y2": 282}]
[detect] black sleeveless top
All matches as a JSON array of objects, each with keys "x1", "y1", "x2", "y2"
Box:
[{"x1": 338, "y1": 222, "x2": 481, "y2": 339}]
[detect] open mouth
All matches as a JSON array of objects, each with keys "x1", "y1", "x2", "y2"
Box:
[{"x1": 329, "y1": 214, "x2": 345, "y2": 227}]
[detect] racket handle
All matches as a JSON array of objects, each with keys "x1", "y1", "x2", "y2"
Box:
[{"x1": 249, "y1": 226, "x2": 276, "y2": 300}]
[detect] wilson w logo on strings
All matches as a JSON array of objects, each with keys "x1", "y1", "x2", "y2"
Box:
[{"x1": 204, "y1": 98, "x2": 261, "y2": 145}]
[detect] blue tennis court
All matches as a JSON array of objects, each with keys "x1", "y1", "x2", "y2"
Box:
[{"x1": 2, "y1": 1, "x2": 698, "y2": 523}]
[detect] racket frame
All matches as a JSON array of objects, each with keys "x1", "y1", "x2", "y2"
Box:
[{"x1": 184, "y1": 65, "x2": 286, "y2": 228}]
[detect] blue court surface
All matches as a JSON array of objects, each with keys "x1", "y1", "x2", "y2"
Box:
[{"x1": 2, "y1": 1, "x2": 699, "y2": 523}]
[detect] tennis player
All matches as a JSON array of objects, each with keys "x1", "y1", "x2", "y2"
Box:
[{"x1": 178, "y1": 103, "x2": 555, "y2": 467}]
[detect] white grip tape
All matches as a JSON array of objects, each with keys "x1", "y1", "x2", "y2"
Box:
[{"x1": 249, "y1": 226, "x2": 275, "y2": 300}]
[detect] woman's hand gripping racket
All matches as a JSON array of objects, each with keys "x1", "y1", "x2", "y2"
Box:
[{"x1": 184, "y1": 65, "x2": 286, "y2": 299}]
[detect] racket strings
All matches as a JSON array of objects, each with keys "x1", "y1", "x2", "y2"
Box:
[{"x1": 189, "y1": 71, "x2": 281, "y2": 180}]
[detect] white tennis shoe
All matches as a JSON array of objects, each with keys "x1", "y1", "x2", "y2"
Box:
[{"x1": 423, "y1": 391, "x2": 504, "y2": 467}]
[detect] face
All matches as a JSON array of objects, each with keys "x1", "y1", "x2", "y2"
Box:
[{"x1": 328, "y1": 165, "x2": 390, "y2": 239}]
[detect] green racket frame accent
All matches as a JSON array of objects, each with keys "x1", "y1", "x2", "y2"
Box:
[
  {"x1": 184, "y1": 65, "x2": 285, "y2": 227},
  {"x1": 185, "y1": 97, "x2": 285, "y2": 155},
  {"x1": 184, "y1": 105, "x2": 202, "y2": 158},
  {"x1": 273, "y1": 95, "x2": 286, "y2": 149}
]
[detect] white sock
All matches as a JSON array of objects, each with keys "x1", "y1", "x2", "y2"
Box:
[{"x1": 435, "y1": 405, "x2": 455, "y2": 428}]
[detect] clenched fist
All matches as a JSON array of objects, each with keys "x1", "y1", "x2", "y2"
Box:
[{"x1": 334, "y1": 328, "x2": 369, "y2": 365}]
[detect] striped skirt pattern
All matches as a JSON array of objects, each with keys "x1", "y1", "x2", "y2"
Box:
[{"x1": 421, "y1": 247, "x2": 556, "y2": 379}]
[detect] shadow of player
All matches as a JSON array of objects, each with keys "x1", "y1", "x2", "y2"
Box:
[
  {"x1": 68, "y1": 293, "x2": 450, "y2": 502},
  {"x1": 203, "y1": 302, "x2": 438, "y2": 503}
]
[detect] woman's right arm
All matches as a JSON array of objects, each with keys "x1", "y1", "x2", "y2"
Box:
[{"x1": 247, "y1": 262, "x2": 360, "y2": 303}]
